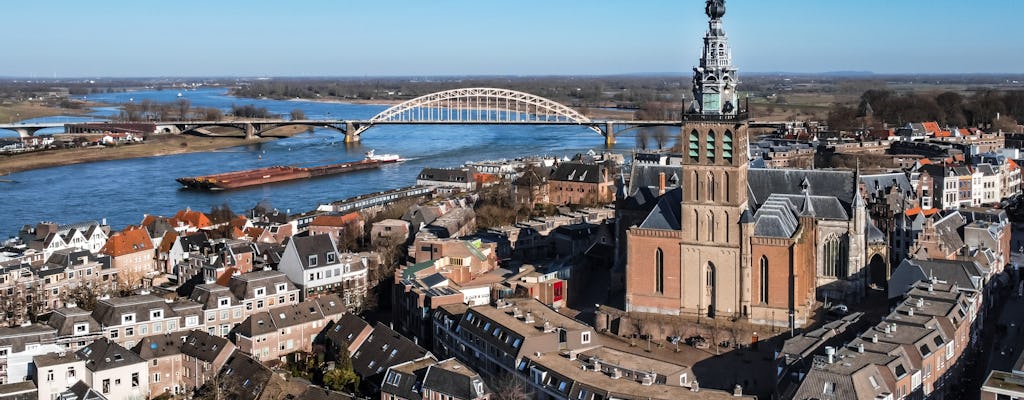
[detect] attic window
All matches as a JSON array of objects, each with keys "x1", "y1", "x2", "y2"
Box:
[
  {"x1": 327, "y1": 252, "x2": 337, "y2": 264},
  {"x1": 279, "y1": 313, "x2": 286, "y2": 319},
  {"x1": 823, "y1": 382, "x2": 835, "y2": 395},
  {"x1": 113, "y1": 354, "x2": 123, "y2": 362},
  {"x1": 308, "y1": 255, "x2": 318, "y2": 267}
]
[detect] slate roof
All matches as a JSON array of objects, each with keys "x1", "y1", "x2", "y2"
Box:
[
  {"x1": 381, "y1": 357, "x2": 437, "y2": 400},
  {"x1": 895, "y1": 259, "x2": 984, "y2": 292},
  {"x1": 232, "y1": 294, "x2": 344, "y2": 338},
  {"x1": 417, "y1": 168, "x2": 475, "y2": 184},
  {"x1": 227, "y1": 270, "x2": 296, "y2": 301},
  {"x1": 92, "y1": 295, "x2": 182, "y2": 327},
  {"x1": 638, "y1": 188, "x2": 682, "y2": 230},
  {"x1": 286, "y1": 234, "x2": 339, "y2": 269},
  {"x1": 325, "y1": 313, "x2": 372, "y2": 349},
  {"x1": 351, "y1": 323, "x2": 430, "y2": 384},
  {"x1": 180, "y1": 330, "x2": 232, "y2": 363},
  {"x1": 0, "y1": 325, "x2": 57, "y2": 352},
  {"x1": 61, "y1": 380, "x2": 107, "y2": 400},
  {"x1": 866, "y1": 215, "x2": 886, "y2": 243},
  {"x1": 0, "y1": 381, "x2": 37, "y2": 400},
  {"x1": 219, "y1": 354, "x2": 272, "y2": 400},
  {"x1": 131, "y1": 331, "x2": 189, "y2": 360},
  {"x1": 628, "y1": 164, "x2": 680, "y2": 194},
  {"x1": 422, "y1": 358, "x2": 490, "y2": 399},
  {"x1": 748, "y1": 169, "x2": 857, "y2": 212},
  {"x1": 77, "y1": 338, "x2": 145, "y2": 372},
  {"x1": 47, "y1": 307, "x2": 100, "y2": 337},
  {"x1": 933, "y1": 212, "x2": 967, "y2": 251},
  {"x1": 752, "y1": 196, "x2": 800, "y2": 238},
  {"x1": 550, "y1": 162, "x2": 607, "y2": 184}
]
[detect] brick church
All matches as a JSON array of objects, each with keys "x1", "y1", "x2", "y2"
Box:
[{"x1": 624, "y1": 0, "x2": 888, "y2": 328}]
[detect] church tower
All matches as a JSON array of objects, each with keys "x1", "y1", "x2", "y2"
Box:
[{"x1": 679, "y1": 0, "x2": 752, "y2": 319}]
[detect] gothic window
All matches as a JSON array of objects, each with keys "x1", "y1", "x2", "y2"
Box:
[
  {"x1": 688, "y1": 130, "x2": 699, "y2": 162},
  {"x1": 707, "y1": 263, "x2": 716, "y2": 287},
  {"x1": 692, "y1": 171, "x2": 700, "y2": 201},
  {"x1": 724, "y1": 211, "x2": 730, "y2": 243},
  {"x1": 707, "y1": 211, "x2": 715, "y2": 242},
  {"x1": 655, "y1": 248, "x2": 664, "y2": 294},
  {"x1": 693, "y1": 210, "x2": 700, "y2": 241},
  {"x1": 706, "y1": 130, "x2": 716, "y2": 161},
  {"x1": 723, "y1": 130, "x2": 734, "y2": 163},
  {"x1": 708, "y1": 171, "x2": 716, "y2": 202},
  {"x1": 760, "y1": 256, "x2": 769, "y2": 304},
  {"x1": 823, "y1": 234, "x2": 847, "y2": 278},
  {"x1": 725, "y1": 172, "x2": 731, "y2": 203}
]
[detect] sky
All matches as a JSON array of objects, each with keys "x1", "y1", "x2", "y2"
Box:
[{"x1": 1, "y1": 0, "x2": 1022, "y2": 77}]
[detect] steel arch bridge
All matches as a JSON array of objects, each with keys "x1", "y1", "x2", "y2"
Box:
[{"x1": 350, "y1": 87, "x2": 602, "y2": 138}]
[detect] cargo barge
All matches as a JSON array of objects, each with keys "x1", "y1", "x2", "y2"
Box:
[{"x1": 177, "y1": 150, "x2": 402, "y2": 191}]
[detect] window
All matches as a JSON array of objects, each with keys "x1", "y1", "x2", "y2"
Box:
[
  {"x1": 706, "y1": 130, "x2": 716, "y2": 160},
  {"x1": 153, "y1": 373, "x2": 160, "y2": 383},
  {"x1": 327, "y1": 252, "x2": 337, "y2": 264},
  {"x1": 823, "y1": 234, "x2": 847, "y2": 278},
  {"x1": 255, "y1": 287, "x2": 266, "y2": 297},
  {"x1": 582, "y1": 331, "x2": 591, "y2": 344},
  {"x1": 66, "y1": 367, "x2": 75, "y2": 379},
  {"x1": 140, "y1": 325, "x2": 147, "y2": 335},
  {"x1": 132, "y1": 372, "x2": 139, "y2": 387},
  {"x1": 102, "y1": 379, "x2": 110, "y2": 394},
  {"x1": 150, "y1": 309, "x2": 163, "y2": 319},
  {"x1": 46, "y1": 369, "x2": 53, "y2": 382},
  {"x1": 74, "y1": 323, "x2": 88, "y2": 335},
  {"x1": 688, "y1": 130, "x2": 699, "y2": 162},
  {"x1": 308, "y1": 255, "x2": 318, "y2": 266},
  {"x1": 655, "y1": 248, "x2": 664, "y2": 294},
  {"x1": 206, "y1": 312, "x2": 215, "y2": 322},
  {"x1": 185, "y1": 316, "x2": 198, "y2": 327},
  {"x1": 276, "y1": 283, "x2": 286, "y2": 293},
  {"x1": 121, "y1": 313, "x2": 135, "y2": 324},
  {"x1": 759, "y1": 256, "x2": 769, "y2": 304},
  {"x1": 109, "y1": 329, "x2": 119, "y2": 338},
  {"x1": 219, "y1": 297, "x2": 230, "y2": 307}
]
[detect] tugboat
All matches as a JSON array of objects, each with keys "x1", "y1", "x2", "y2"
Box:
[{"x1": 364, "y1": 149, "x2": 405, "y2": 163}]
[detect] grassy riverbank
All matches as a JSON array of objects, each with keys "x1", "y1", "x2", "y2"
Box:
[
  {"x1": 0, "y1": 102, "x2": 95, "y2": 123},
  {"x1": 0, "y1": 127, "x2": 306, "y2": 175}
]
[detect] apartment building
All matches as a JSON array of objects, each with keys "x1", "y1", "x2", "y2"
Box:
[{"x1": 231, "y1": 294, "x2": 346, "y2": 363}]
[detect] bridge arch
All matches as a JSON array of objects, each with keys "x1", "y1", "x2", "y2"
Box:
[{"x1": 352, "y1": 87, "x2": 599, "y2": 139}]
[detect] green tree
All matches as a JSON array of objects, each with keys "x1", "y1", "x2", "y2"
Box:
[{"x1": 324, "y1": 346, "x2": 360, "y2": 392}]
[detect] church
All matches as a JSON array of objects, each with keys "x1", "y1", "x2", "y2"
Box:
[{"x1": 624, "y1": 0, "x2": 888, "y2": 328}]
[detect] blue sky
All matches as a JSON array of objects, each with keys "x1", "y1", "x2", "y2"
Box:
[{"x1": 2, "y1": 0, "x2": 1021, "y2": 77}]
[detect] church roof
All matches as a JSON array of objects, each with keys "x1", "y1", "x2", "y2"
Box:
[
  {"x1": 628, "y1": 164, "x2": 680, "y2": 194},
  {"x1": 752, "y1": 196, "x2": 800, "y2": 238},
  {"x1": 638, "y1": 188, "x2": 682, "y2": 231},
  {"x1": 748, "y1": 169, "x2": 857, "y2": 213},
  {"x1": 866, "y1": 215, "x2": 886, "y2": 243}
]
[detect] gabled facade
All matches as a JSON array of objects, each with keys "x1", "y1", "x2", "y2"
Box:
[{"x1": 230, "y1": 294, "x2": 346, "y2": 363}]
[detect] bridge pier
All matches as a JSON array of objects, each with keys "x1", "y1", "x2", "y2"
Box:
[
  {"x1": 344, "y1": 122, "x2": 361, "y2": 143},
  {"x1": 243, "y1": 123, "x2": 257, "y2": 140},
  {"x1": 604, "y1": 122, "x2": 616, "y2": 146},
  {"x1": 12, "y1": 127, "x2": 44, "y2": 138}
]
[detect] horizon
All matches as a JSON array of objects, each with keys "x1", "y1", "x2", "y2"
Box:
[{"x1": 3, "y1": 1, "x2": 1023, "y2": 78}]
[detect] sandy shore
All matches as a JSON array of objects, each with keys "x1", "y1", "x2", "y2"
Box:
[{"x1": 0, "y1": 130, "x2": 301, "y2": 175}]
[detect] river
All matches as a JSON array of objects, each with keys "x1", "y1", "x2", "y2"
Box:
[{"x1": 0, "y1": 88, "x2": 634, "y2": 237}]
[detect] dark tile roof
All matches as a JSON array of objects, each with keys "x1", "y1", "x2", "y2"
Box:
[
  {"x1": 77, "y1": 338, "x2": 145, "y2": 372},
  {"x1": 62, "y1": 380, "x2": 107, "y2": 400},
  {"x1": 288, "y1": 234, "x2": 339, "y2": 269},
  {"x1": 352, "y1": 323, "x2": 430, "y2": 385},
  {"x1": 0, "y1": 325, "x2": 57, "y2": 352},
  {"x1": 0, "y1": 381, "x2": 37, "y2": 400},
  {"x1": 381, "y1": 357, "x2": 434, "y2": 400},
  {"x1": 638, "y1": 188, "x2": 682, "y2": 230},
  {"x1": 48, "y1": 306, "x2": 99, "y2": 338},
  {"x1": 233, "y1": 295, "x2": 343, "y2": 338},
  {"x1": 180, "y1": 330, "x2": 232, "y2": 363},
  {"x1": 218, "y1": 354, "x2": 272, "y2": 400},
  {"x1": 748, "y1": 169, "x2": 857, "y2": 213},
  {"x1": 325, "y1": 313, "x2": 372, "y2": 348},
  {"x1": 628, "y1": 164, "x2": 680, "y2": 194},
  {"x1": 422, "y1": 358, "x2": 490, "y2": 399},
  {"x1": 417, "y1": 168, "x2": 474, "y2": 184},
  {"x1": 550, "y1": 162, "x2": 607, "y2": 184},
  {"x1": 752, "y1": 196, "x2": 799, "y2": 238},
  {"x1": 91, "y1": 295, "x2": 182, "y2": 327},
  {"x1": 131, "y1": 331, "x2": 189, "y2": 360}
]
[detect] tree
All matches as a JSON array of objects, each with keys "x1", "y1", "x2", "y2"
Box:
[
  {"x1": 202, "y1": 107, "x2": 224, "y2": 121},
  {"x1": 208, "y1": 203, "x2": 235, "y2": 225},
  {"x1": 176, "y1": 99, "x2": 192, "y2": 120},
  {"x1": 635, "y1": 130, "x2": 649, "y2": 150},
  {"x1": 324, "y1": 346, "x2": 360, "y2": 393},
  {"x1": 290, "y1": 109, "x2": 306, "y2": 121},
  {"x1": 488, "y1": 373, "x2": 533, "y2": 400},
  {"x1": 116, "y1": 269, "x2": 147, "y2": 295},
  {"x1": 652, "y1": 126, "x2": 672, "y2": 149}
]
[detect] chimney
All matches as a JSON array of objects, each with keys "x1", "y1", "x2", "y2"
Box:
[
  {"x1": 825, "y1": 346, "x2": 836, "y2": 364},
  {"x1": 872, "y1": 334, "x2": 878, "y2": 343},
  {"x1": 858, "y1": 343, "x2": 864, "y2": 353},
  {"x1": 658, "y1": 172, "x2": 666, "y2": 196},
  {"x1": 908, "y1": 307, "x2": 914, "y2": 316}
]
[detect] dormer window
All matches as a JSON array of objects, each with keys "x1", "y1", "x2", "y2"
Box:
[
  {"x1": 121, "y1": 313, "x2": 135, "y2": 324},
  {"x1": 73, "y1": 323, "x2": 88, "y2": 335},
  {"x1": 327, "y1": 252, "x2": 337, "y2": 264},
  {"x1": 255, "y1": 287, "x2": 266, "y2": 298},
  {"x1": 308, "y1": 255, "x2": 318, "y2": 267},
  {"x1": 218, "y1": 297, "x2": 230, "y2": 308},
  {"x1": 150, "y1": 309, "x2": 163, "y2": 319},
  {"x1": 276, "y1": 283, "x2": 286, "y2": 293}
]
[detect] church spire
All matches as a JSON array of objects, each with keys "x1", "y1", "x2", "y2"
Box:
[{"x1": 689, "y1": 0, "x2": 739, "y2": 116}]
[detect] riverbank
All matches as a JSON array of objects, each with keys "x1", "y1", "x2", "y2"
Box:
[
  {"x1": 0, "y1": 102, "x2": 97, "y2": 123},
  {"x1": 0, "y1": 130, "x2": 301, "y2": 175}
]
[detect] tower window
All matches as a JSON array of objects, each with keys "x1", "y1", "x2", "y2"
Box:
[
  {"x1": 655, "y1": 248, "x2": 665, "y2": 294},
  {"x1": 706, "y1": 130, "x2": 716, "y2": 161},
  {"x1": 723, "y1": 131, "x2": 734, "y2": 163},
  {"x1": 688, "y1": 131, "x2": 700, "y2": 162},
  {"x1": 760, "y1": 256, "x2": 769, "y2": 304}
]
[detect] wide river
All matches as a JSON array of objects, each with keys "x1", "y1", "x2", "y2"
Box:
[{"x1": 0, "y1": 88, "x2": 635, "y2": 236}]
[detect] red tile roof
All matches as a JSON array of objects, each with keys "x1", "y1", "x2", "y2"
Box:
[
  {"x1": 100, "y1": 226, "x2": 154, "y2": 257},
  {"x1": 922, "y1": 122, "x2": 941, "y2": 133},
  {"x1": 310, "y1": 212, "x2": 361, "y2": 227},
  {"x1": 157, "y1": 231, "x2": 178, "y2": 254},
  {"x1": 173, "y1": 210, "x2": 213, "y2": 229}
]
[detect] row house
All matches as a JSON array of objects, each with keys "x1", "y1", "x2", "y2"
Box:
[
  {"x1": 98, "y1": 226, "x2": 156, "y2": 289},
  {"x1": 0, "y1": 324, "x2": 60, "y2": 385},
  {"x1": 74, "y1": 338, "x2": 148, "y2": 400},
  {"x1": 231, "y1": 294, "x2": 346, "y2": 363},
  {"x1": 430, "y1": 299, "x2": 744, "y2": 400},
  {"x1": 548, "y1": 160, "x2": 615, "y2": 206},
  {"x1": 32, "y1": 351, "x2": 87, "y2": 400},
  {"x1": 793, "y1": 280, "x2": 980, "y2": 399},
  {"x1": 321, "y1": 313, "x2": 432, "y2": 393},
  {"x1": 278, "y1": 234, "x2": 374, "y2": 309},
  {"x1": 131, "y1": 330, "x2": 236, "y2": 398},
  {"x1": 91, "y1": 294, "x2": 204, "y2": 349},
  {"x1": 20, "y1": 221, "x2": 109, "y2": 260},
  {"x1": 381, "y1": 357, "x2": 492, "y2": 400},
  {"x1": 156, "y1": 231, "x2": 208, "y2": 275},
  {"x1": 188, "y1": 270, "x2": 300, "y2": 338},
  {"x1": 46, "y1": 307, "x2": 104, "y2": 352},
  {"x1": 0, "y1": 250, "x2": 114, "y2": 326},
  {"x1": 308, "y1": 213, "x2": 364, "y2": 247}
]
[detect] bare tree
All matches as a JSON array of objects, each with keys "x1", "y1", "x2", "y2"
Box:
[
  {"x1": 636, "y1": 130, "x2": 649, "y2": 150},
  {"x1": 176, "y1": 99, "x2": 192, "y2": 120},
  {"x1": 652, "y1": 126, "x2": 672, "y2": 149},
  {"x1": 289, "y1": 109, "x2": 306, "y2": 121},
  {"x1": 488, "y1": 373, "x2": 533, "y2": 400}
]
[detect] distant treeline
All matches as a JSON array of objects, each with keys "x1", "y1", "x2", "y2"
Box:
[
  {"x1": 114, "y1": 99, "x2": 274, "y2": 121},
  {"x1": 828, "y1": 89, "x2": 1024, "y2": 132}
]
